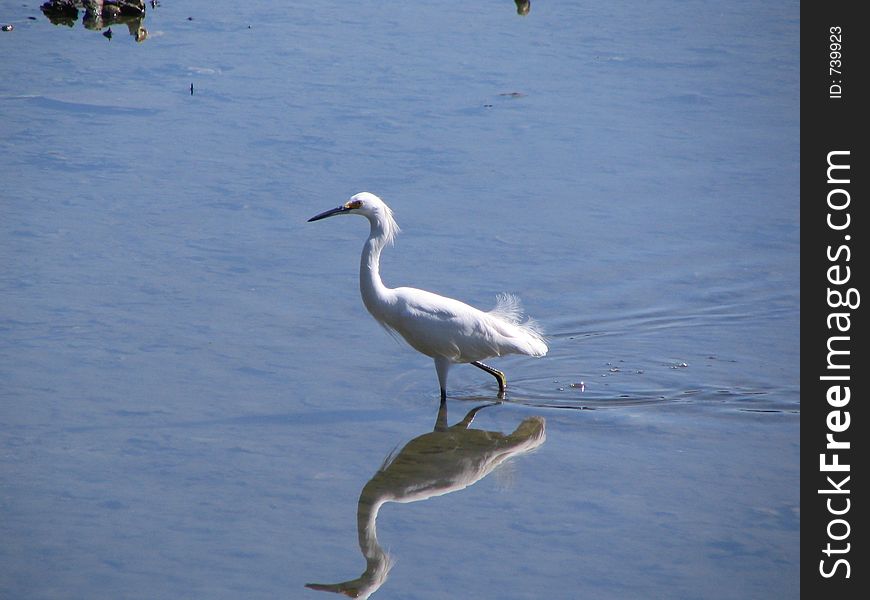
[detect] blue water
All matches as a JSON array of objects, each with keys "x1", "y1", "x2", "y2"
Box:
[{"x1": 2, "y1": 1, "x2": 799, "y2": 598}]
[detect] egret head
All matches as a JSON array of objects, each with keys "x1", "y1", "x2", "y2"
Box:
[{"x1": 308, "y1": 192, "x2": 400, "y2": 244}]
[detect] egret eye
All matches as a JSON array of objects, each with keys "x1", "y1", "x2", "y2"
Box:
[{"x1": 345, "y1": 199, "x2": 363, "y2": 209}]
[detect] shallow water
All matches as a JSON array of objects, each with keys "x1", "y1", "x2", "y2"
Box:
[{"x1": 2, "y1": 1, "x2": 799, "y2": 598}]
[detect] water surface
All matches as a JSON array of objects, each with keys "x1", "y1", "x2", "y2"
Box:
[{"x1": 2, "y1": 1, "x2": 799, "y2": 598}]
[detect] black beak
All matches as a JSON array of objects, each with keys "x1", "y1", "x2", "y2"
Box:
[{"x1": 307, "y1": 206, "x2": 348, "y2": 222}]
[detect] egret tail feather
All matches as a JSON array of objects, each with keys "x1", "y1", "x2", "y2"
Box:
[
  {"x1": 489, "y1": 293, "x2": 548, "y2": 357},
  {"x1": 489, "y1": 292, "x2": 524, "y2": 323}
]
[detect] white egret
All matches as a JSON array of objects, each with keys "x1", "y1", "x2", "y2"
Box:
[{"x1": 308, "y1": 192, "x2": 547, "y2": 399}]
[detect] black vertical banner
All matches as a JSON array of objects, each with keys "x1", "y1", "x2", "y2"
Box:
[{"x1": 802, "y1": 1, "x2": 865, "y2": 597}]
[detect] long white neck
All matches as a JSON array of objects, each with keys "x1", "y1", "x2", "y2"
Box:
[{"x1": 359, "y1": 220, "x2": 394, "y2": 320}]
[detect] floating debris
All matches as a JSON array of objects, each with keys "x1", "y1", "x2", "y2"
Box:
[
  {"x1": 570, "y1": 382, "x2": 586, "y2": 391},
  {"x1": 1, "y1": 24, "x2": 13, "y2": 31},
  {"x1": 671, "y1": 362, "x2": 689, "y2": 369}
]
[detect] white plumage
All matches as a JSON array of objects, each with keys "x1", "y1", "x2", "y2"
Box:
[{"x1": 309, "y1": 192, "x2": 547, "y2": 399}]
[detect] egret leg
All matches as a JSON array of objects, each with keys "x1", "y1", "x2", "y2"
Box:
[
  {"x1": 434, "y1": 356, "x2": 451, "y2": 401},
  {"x1": 471, "y1": 361, "x2": 507, "y2": 399}
]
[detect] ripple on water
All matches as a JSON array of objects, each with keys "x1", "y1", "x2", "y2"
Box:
[
  {"x1": 494, "y1": 306, "x2": 800, "y2": 414},
  {"x1": 384, "y1": 355, "x2": 797, "y2": 414},
  {"x1": 494, "y1": 357, "x2": 799, "y2": 414}
]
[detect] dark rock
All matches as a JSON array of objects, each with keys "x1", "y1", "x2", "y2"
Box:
[
  {"x1": 42, "y1": 0, "x2": 147, "y2": 40},
  {"x1": 41, "y1": 0, "x2": 79, "y2": 26},
  {"x1": 42, "y1": 1, "x2": 145, "y2": 28},
  {"x1": 107, "y1": 0, "x2": 146, "y2": 17}
]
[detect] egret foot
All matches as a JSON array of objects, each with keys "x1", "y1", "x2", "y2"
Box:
[{"x1": 471, "y1": 361, "x2": 507, "y2": 399}]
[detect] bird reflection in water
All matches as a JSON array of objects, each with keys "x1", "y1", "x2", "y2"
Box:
[{"x1": 306, "y1": 401, "x2": 546, "y2": 598}]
